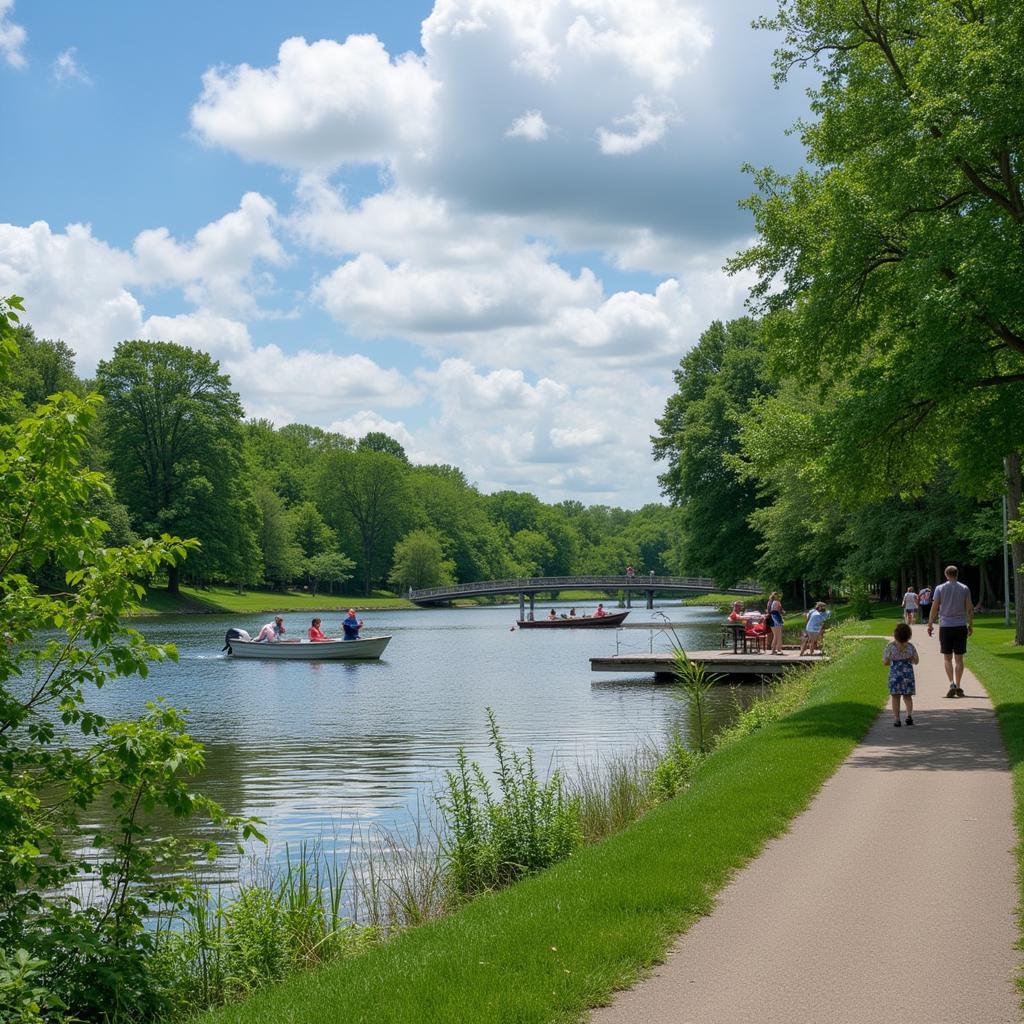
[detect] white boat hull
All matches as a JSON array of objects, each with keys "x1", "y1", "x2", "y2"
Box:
[{"x1": 226, "y1": 636, "x2": 392, "y2": 660}]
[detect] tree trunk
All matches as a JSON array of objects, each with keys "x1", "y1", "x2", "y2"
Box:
[
  {"x1": 167, "y1": 563, "x2": 180, "y2": 596},
  {"x1": 1006, "y1": 453, "x2": 1024, "y2": 645}
]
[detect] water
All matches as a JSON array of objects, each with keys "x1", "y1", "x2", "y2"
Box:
[{"x1": 82, "y1": 602, "x2": 740, "y2": 880}]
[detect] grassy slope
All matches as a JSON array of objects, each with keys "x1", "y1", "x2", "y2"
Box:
[
  {"x1": 203, "y1": 642, "x2": 884, "y2": 1024},
  {"x1": 135, "y1": 585, "x2": 416, "y2": 616},
  {"x1": 961, "y1": 616, "x2": 1024, "y2": 992}
]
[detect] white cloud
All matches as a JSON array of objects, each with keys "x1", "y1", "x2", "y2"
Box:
[
  {"x1": 191, "y1": 34, "x2": 437, "y2": 170},
  {"x1": 0, "y1": 0, "x2": 26, "y2": 69},
  {"x1": 314, "y1": 249, "x2": 601, "y2": 336},
  {"x1": 53, "y1": 47, "x2": 91, "y2": 84},
  {"x1": 133, "y1": 192, "x2": 286, "y2": 315},
  {"x1": 326, "y1": 410, "x2": 418, "y2": 449},
  {"x1": 506, "y1": 110, "x2": 549, "y2": 141},
  {"x1": 598, "y1": 96, "x2": 669, "y2": 155}
]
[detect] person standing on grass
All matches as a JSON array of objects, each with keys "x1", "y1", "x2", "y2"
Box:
[
  {"x1": 800, "y1": 602, "x2": 829, "y2": 656},
  {"x1": 901, "y1": 585, "x2": 919, "y2": 624},
  {"x1": 884, "y1": 621, "x2": 919, "y2": 727},
  {"x1": 927, "y1": 565, "x2": 974, "y2": 698}
]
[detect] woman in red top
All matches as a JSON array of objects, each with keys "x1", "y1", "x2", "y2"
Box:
[{"x1": 308, "y1": 617, "x2": 328, "y2": 641}]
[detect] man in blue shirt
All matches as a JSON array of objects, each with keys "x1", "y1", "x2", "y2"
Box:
[
  {"x1": 341, "y1": 609, "x2": 364, "y2": 640},
  {"x1": 927, "y1": 565, "x2": 974, "y2": 697}
]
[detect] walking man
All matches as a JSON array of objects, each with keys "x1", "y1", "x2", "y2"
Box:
[{"x1": 927, "y1": 565, "x2": 974, "y2": 698}]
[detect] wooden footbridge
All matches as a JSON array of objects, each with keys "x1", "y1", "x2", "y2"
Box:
[{"x1": 409, "y1": 575, "x2": 760, "y2": 619}]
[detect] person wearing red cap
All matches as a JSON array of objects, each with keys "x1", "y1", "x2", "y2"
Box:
[{"x1": 341, "y1": 609, "x2": 364, "y2": 640}]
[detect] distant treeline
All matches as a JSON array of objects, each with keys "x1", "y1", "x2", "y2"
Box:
[{"x1": 3, "y1": 326, "x2": 683, "y2": 597}]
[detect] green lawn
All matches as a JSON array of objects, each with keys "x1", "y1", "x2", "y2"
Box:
[
  {"x1": 135, "y1": 585, "x2": 417, "y2": 616},
  {"x1": 202, "y1": 640, "x2": 885, "y2": 1024}
]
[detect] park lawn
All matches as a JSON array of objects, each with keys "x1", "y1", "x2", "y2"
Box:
[
  {"x1": 203, "y1": 640, "x2": 885, "y2": 1024},
  {"x1": 963, "y1": 616, "x2": 1024, "y2": 993},
  {"x1": 135, "y1": 585, "x2": 417, "y2": 616}
]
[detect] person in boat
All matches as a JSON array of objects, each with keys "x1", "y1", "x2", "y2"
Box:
[
  {"x1": 547, "y1": 609, "x2": 558, "y2": 620},
  {"x1": 254, "y1": 615, "x2": 285, "y2": 642},
  {"x1": 341, "y1": 609, "x2": 364, "y2": 640},
  {"x1": 568, "y1": 608, "x2": 577, "y2": 618},
  {"x1": 593, "y1": 603, "x2": 608, "y2": 618},
  {"x1": 309, "y1": 617, "x2": 328, "y2": 641}
]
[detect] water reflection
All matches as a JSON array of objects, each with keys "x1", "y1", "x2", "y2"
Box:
[{"x1": 79, "y1": 602, "x2": 747, "y2": 879}]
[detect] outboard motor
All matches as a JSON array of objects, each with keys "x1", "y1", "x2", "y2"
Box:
[{"x1": 223, "y1": 627, "x2": 251, "y2": 652}]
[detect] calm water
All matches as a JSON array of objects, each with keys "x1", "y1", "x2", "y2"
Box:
[{"x1": 83, "y1": 602, "x2": 741, "y2": 880}]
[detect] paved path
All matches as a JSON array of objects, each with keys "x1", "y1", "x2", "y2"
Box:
[{"x1": 591, "y1": 636, "x2": 1020, "y2": 1024}]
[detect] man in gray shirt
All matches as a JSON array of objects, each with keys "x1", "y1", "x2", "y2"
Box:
[{"x1": 926, "y1": 565, "x2": 974, "y2": 697}]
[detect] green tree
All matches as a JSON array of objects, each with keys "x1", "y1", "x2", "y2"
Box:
[
  {"x1": 318, "y1": 449, "x2": 412, "y2": 595},
  {"x1": 357, "y1": 430, "x2": 409, "y2": 463},
  {"x1": 0, "y1": 297, "x2": 260, "y2": 1020},
  {"x1": 255, "y1": 484, "x2": 304, "y2": 589},
  {"x1": 510, "y1": 529, "x2": 555, "y2": 577},
  {"x1": 389, "y1": 528, "x2": 456, "y2": 592},
  {"x1": 732, "y1": 0, "x2": 1024, "y2": 639},
  {"x1": 652, "y1": 318, "x2": 773, "y2": 585},
  {"x1": 96, "y1": 341, "x2": 254, "y2": 594},
  {"x1": 306, "y1": 550, "x2": 355, "y2": 596}
]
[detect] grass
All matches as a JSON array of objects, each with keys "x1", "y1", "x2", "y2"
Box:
[
  {"x1": 959, "y1": 615, "x2": 1024, "y2": 994},
  {"x1": 134, "y1": 585, "x2": 417, "y2": 616},
  {"x1": 201, "y1": 640, "x2": 885, "y2": 1024}
]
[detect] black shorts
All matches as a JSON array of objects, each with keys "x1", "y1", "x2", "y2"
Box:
[{"x1": 939, "y1": 625, "x2": 969, "y2": 656}]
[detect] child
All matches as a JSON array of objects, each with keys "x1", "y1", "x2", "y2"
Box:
[
  {"x1": 800, "y1": 602, "x2": 829, "y2": 655},
  {"x1": 883, "y1": 622, "x2": 919, "y2": 727}
]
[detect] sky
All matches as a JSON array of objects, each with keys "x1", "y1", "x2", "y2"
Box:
[{"x1": 0, "y1": 0, "x2": 807, "y2": 506}]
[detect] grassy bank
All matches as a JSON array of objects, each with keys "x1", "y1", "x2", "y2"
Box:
[
  {"x1": 960, "y1": 616, "x2": 1024, "y2": 994},
  {"x1": 202, "y1": 641, "x2": 884, "y2": 1024},
  {"x1": 136, "y1": 585, "x2": 417, "y2": 616}
]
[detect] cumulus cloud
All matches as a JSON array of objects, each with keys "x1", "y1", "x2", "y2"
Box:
[
  {"x1": 0, "y1": 0, "x2": 26, "y2": 69},
  {"x1": 598, "y1": 96, "x2": 669, "y2": 155},
  {"x1": 506, "y1": 110, "x2": 549, "y2": 141},
  {"x1": 191, "y1": 34, "x2": 437, "y2": 170},
  {"x1": 53, "y1": 47, "x2": 91, "y2": 84},
  {"x1": 314, "y1": 249, "x2": 601, "y2": 336},
  {"x1": 133, "y1": 192, "x2": 286, "y2": 315}
]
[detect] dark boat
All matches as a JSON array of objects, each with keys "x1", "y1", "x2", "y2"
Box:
[{"x1": 517, "y1": 611, "x2": 629, "y2": 629}]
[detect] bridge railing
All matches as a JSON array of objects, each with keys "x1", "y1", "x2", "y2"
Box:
[{"x1": 409, "y1": 576, "x2": 762, "y2": 601}]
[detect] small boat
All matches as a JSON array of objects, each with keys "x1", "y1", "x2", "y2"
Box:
[
  {"x1": 224, "y1": 635, "x2": 392, "y2": 660},
  {"x1": 517, "y1": 611, "x2": 629, "y2": 629}
]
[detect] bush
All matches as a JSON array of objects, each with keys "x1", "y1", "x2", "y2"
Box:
[{"x1": 440, "y1": 710, "x2": 583, "y2": 898}]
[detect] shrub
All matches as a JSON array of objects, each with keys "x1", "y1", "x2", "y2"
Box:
[{"x1": 440, "y1": 709, "x2": 583, "y2": 898}]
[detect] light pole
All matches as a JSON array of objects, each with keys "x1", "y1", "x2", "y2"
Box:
[{"x1": 1004, "y1": 492, "x2": 1012, "y2": 628}]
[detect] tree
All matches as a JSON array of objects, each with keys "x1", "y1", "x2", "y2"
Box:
[
  {"x1": 388, "y1": 529, "x2": 456, "y2": 592},
  {"x1": 96, "y1": 341, "x2": 253, "y2": 594},
  {"x1": 357, "y1": 430, "x2": 409, "y2": 463},
  {"x1": 306, "y1": 550, "x2": 355, "y2": 596},
  {"x1": 652, "y1": 318, "x2": 773, "y2": 585},
  {"x1": 510, "y1": 529, "x2": 555, "y2": 577},
  {"x1": 318, "y1": 449, "x2": 412, "y2": 595},
  {"x1": 0, "y1": 298, "x2": 260, "y2": 1019},
  {"x1": 254, "y1": 484, "x2": 304, "y2": 589},
  {"x1": 731, "y1": 0, "x2": 1024, "y2": 639}
]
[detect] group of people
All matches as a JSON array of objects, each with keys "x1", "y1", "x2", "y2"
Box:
[
  {"x1": 545, "y1": 603, "x2": 608, "y2": 620},
  {"x1": 885, "y1": 564, "x2": 975, "y2": 726},
  {"x1": 728, "y1": 593, "x2": 829, "y2": 656},
  {"x1": 254, "y1": 610, "x2": 365, "y2": 643},
  {"x1": 899, "y1": 584, "x2": 933, "y2": 625}
]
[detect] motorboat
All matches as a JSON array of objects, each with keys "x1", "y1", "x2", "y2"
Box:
[
  {"x1": 517, "y1": 611, "x2": 629, "y2": 629},
  {"x1": 223, "y1": 632, "x2": 391, "y2": 660}
]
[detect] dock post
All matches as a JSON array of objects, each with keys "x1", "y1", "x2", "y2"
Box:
[
  {"x1": 519, "y1": 593, "x2": 525, "y2": 620},
  {"x1": 646, "y1": 589, "x2": 654, "y2": 610},
  {"x1": 529, "y1": 593, "x2": 535, "y2": 618}
]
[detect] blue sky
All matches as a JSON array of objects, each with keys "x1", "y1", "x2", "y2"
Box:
[{"x1": 0, "y1": 0, "x2": 806, "y2": 505}]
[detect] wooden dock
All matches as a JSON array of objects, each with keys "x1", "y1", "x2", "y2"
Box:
[{"x1": 590, "y1": 648, "x2": 827, "y2": 679}]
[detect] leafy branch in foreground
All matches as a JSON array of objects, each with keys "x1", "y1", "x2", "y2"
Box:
[{"x1": 0, "y1": 297, "x2": 263, "y2": 1023}]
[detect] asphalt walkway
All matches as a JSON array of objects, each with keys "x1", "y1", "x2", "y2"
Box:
[{"x1": 591, "y1": 635, "x2": 1020, "y2": 1024}]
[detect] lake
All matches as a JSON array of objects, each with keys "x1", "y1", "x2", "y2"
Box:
[{"x1": 83, "y1": 601, "x2": 746, "y2": 884}]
